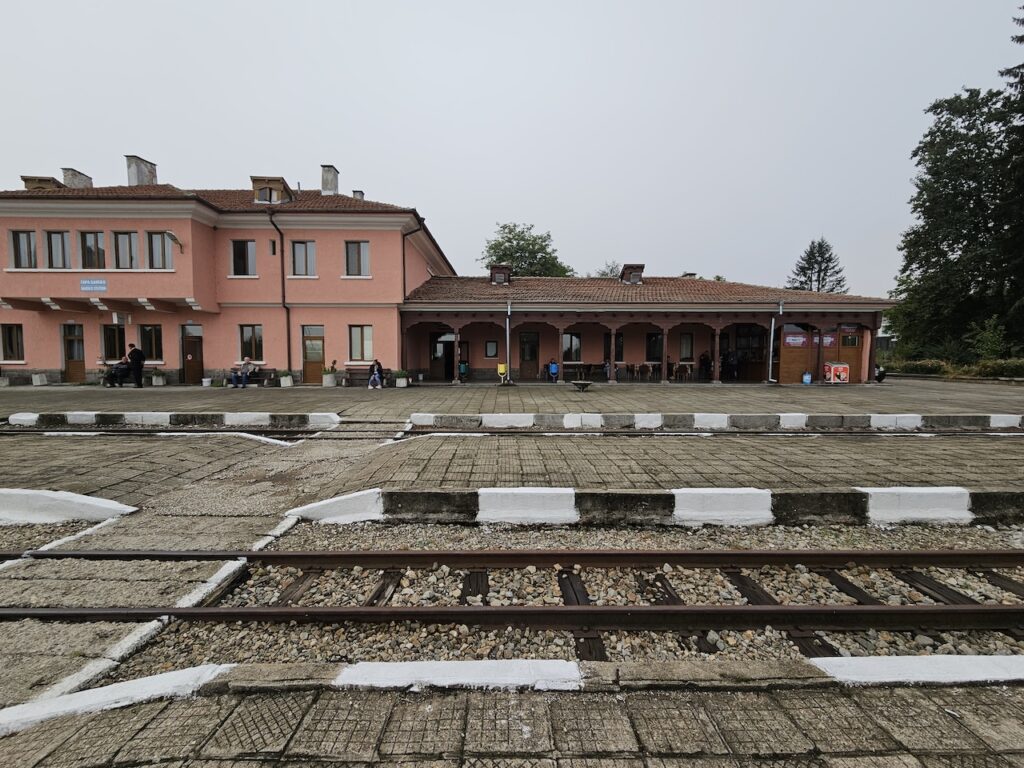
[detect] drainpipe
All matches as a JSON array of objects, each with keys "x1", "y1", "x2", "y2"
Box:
[
  {"x1": 401, "y1": 223, "x2": 422, "y2": 374},
  {"x1": 506, "y1": 300, "x2": 513, "y2": 384},
  {"x1": 268, "y1": 210, "x2": 292, "y2": 374},
  {"x1": 767, "y1": 300, "x2": 783, "y2": 383}
]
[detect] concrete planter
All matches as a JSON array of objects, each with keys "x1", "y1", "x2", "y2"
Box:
[
  {"x1": 395, "y1": 377, "x2": 409, "y2": 388},
  {"x1": 279, "y1": 375, "x2": 294, "y2": 388},
  {"x1": 201, "y1": 377, "x2": 212, "y2": 387},
  {"x1": 31, "y1": 373, "x2": 47, "y2": 386},
  {"x1": 0, "y1": 377, "x2": 9, "y2": 387},
  {"x1": 322, "y1": 373, "x2": 337, "y2": 387},
  {"x1": 150, "y1": 374, "x2": 167, "y2": 387}
]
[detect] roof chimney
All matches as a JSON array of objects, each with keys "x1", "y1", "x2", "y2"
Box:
[
  {"x1": 352, "y1": 189, "x2": 364, "y2": 200},
  {"x1": 619, "y1": 263, "x2": 645, "y2": 284},
  {"x1": 321, "y1": 164, "x2": 339, "y2": 195},
  {"x1": 489, "y1": 264, "x2": 511, "y2": 285},
  {"x1": 125, "y1": 155, "x2": 157, "y2": 186},
  {"x1": 20, "y1": 175, "x2": 65, "y2": 190},
  {"x1": 681, "y1": 271, "x2": 697, "y2": 278},
  {"x1": 61, "y1": 168, "x2": 93, "y2": 188}
]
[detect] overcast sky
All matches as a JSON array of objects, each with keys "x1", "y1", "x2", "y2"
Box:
[{"x1": 0, "y1": 1, "x2": 1017, "y2": 296}]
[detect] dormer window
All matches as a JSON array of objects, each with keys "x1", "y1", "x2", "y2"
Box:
[
  {"x1": 256, "y1": 186, "x2": 280, "y2": 203},
  {"x1": 489, "y1": 264, "x2": 511, "y2": 285},
  {"x1": 251, "y1": 176, "x2": 293, "y2": 204},
  {"x1": 629, "y1": 271, "x2": 642, "y2": 284},
  {"x1": 619, "y1": 263, "x2": 645, "y2": 284},
  {"x1": 494, "y1": 272, "x2": 507, "y2": 285}
]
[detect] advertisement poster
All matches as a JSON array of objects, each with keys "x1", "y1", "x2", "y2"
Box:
[{"x1": 783, "y1": 334, "x2": 807, "y2": 347}]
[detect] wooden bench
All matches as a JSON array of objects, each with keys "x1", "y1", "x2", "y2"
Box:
[
  {"x1": 571, "y1": 380, "x2": 593, "y2": 392},
  {"x1": 223, "y1": 367, "x2": 277, "y2": 387},
  {"x1": 342, "y1": 366, "x2": 393, "y2": 387}
]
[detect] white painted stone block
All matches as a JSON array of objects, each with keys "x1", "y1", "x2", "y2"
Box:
[
  {"x1": 223, "y1": 412, "x2": 272, "y2": 427},
  {"x1": 579, "y1": 413, "x2": 602, "y2": 429},
  {"x1": 778, "y1": 413, "x2": 807, "y2": 429},
  {"x1": 870, "y1": 413, "x2": 922, "y2": 430},
  {"x1": 634, "y1": 413, "x2": 663, "y2": 430},
  {"x1": 481, "y1": 413, "x2": 535, "y2": 428},
  {"x1": 563, "y1": 413, "x2": 583, "y2": 429},
  {"x1": 123, "y1": 412, "x2": 172, "y2": 426},
  {"x1": 287, "y1": 488, "x2": 384, "y2": 524},
  {"x1": 671, "y1": 488, "x2": 773, "y2": 527},
  {"x1": 869, "y1": 414, "x2": 898, "y2": 429},
  {"x1": 308, "y1": 412, "x2": 342, "y2": 428},
  {"x1": 991, "y1": 414, "x2": 1022, "y2": 429},
  {"x1": 478, "y1": 487, "x2": 578, "y2": 524},
  {"x1": 856, "y1": 486, "x2": 972, "y2": 525},
  {"x1": 895, "y1": 414, "x2": 923, "y2": 430},
  {"x1": 65, "y1": 412, "x2": 99, "y2": 426},
  {"x1": 0, "y1": 489, "x2": 136, "y2": 524},
  {"x1": 693, "y1": 413, "x2": 729, "y2": 430},
  {"x1": 813, "y1": 655, "x2": 1024, "y2": 685},
  {"x1": 31, "y1": 374, "x2": 47, "y2": 386},
  {"x1": 410, "y1": 413, "x2": 435, "y2": 426},
  {"x1": 7, "y1": 412, "x2": 39, "y2": 427},
  {"x1": 336, "y1": 660, "x2": 582, "y2": 690}
]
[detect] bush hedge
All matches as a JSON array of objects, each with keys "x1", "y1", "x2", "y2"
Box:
[
  {"x1": 970, "y1": 358, "x2": 1024, "y2": 377},
  {"x1": 890, "y1": 359, "x2": 951, "y2": 375}
]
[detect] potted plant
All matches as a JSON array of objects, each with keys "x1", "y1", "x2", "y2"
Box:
[
  {"x1": 322, "y1": 360, "x2": 337, "y2": 387},
  {"x1": 150, "y1": 370, "x2": 167, "y2": 387},
  {"x1": 392, "y1": 369, "x2": 409, "y2": 388},
  {"x1": 279, "y1": 370, "x2": 295, "y2": 388}
]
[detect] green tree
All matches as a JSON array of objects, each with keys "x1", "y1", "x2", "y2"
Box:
[
  {"x1": 588, "y1": 260, "x2": 621, "y2": 278},
  {"x1": 479, "y1": 222, "x2": 575, "y2": 276},
  {"x1": 785, "y1": 238, "x2": 848, "y2": 293},
  {"x1": 997, "y1": 9, "x2": 1024, "y2": 342},
  {"x1": 965, "y1": 315, "x2": 1009, "y2": 359}
]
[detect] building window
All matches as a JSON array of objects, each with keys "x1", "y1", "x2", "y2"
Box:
[
  {"x1": 113, "y1": 232, "x2": 139, "y2": 269},
  {"x1": 231, "y1": 240, "x2": 256, "y2": 276},
  {"x1": 256, "y1": 186, "x2": 280, "y2": 203},
  {"x1": 602, "y1": 333, "x2": 624, "y2": 362},
  {"x1": 345, "y1": 241, "x2": 370, "y2": 276},
  {"x1": 645, "y1": 332, "x2": 664, "y2": 362},
  {"x1": 140, "y1": 325, "x2": 163, "y2": 360},
  {"x1": 80, "y1": 232, "x2": 105, "y2": 269},
  {"x1": 1, "y1": 324, "x2": 24, "y2": 361},
  {"x1": 562, "y1": 332, "x2": 582, "y2": 362},
  {"x1": 841, "y1": 334, "x2": 860, "y2": 347},
  {"x1": 46, "y1": 231, "x2": 71, "y2": 269},
  {"x1": 679, "y1": 332, "x2": 694, "y2": 362},
  {"x1": 103, "y1": 324, "x2": 126, "y2": 360},
  {"x1": 10, "y1": 231, "x2": 36, "y2": 268},
  {"x1": 484, "y1": 340, "x2": 498, "y2": 358},
  {"x1": 147, "y1": 232, "x2": 173, "y2": 269},
  {"x1": 239, "y1": 324, "x2": 263, "y2": 360},
  {"x1": 292, "y1": 241, "x2": 316, "y2": 276},
  {"x1": 349, "y1": 325, "x2": 373, "y2": 361},
  {"x1": 270, "y1": 239, "x2": 276, "y2": 256}
]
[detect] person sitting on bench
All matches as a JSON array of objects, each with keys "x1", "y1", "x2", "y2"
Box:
[
  {"x1": 103, "y1": 357, "x2": 131, "y2": 388},
  {"x1": 368, "y1": 359, "x2": 384, "y2": 389},
  {"x1": 231, "y1": 357, "x2": 257, "y2": 388}
]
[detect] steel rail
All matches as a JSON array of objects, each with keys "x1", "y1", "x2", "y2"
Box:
[
  {"x1": 1, "y1": 604, "x2": 1022, "y2": 631},
  {"x1": 14, "y1": 548, "x2": 1024, "y2": 569}
]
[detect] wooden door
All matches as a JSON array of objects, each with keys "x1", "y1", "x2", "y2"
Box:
[
  {"x1": 519, "y1": 331, "x2": 539, "y2": 381},
  {"x1": 182, "y1": 335, "x2": 204, "y2": 384},
  {"x1": 302, "y1": 333, "x2": 324, "y2": 384},
  {"x1": 429, "y1": 333, "x2": 455, "y2": 381},
  {"x1": 62, "y1": 324, "x2": 85, "y2": 383}
]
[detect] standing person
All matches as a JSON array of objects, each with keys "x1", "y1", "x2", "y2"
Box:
[
  {"x1": 547, "y1": 358, "x2": 559, "y2": 384},
  {"x1": 368, "y1": 359, "x2": 384, "y2": 389},
  {"x1": 127, "y1": 343, "x2": 146, "y2": 388}
]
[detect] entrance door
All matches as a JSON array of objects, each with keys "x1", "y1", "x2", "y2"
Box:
[
  {"x1": 519, "y1": 331, "x2": 539, "y2": 381},
  {"x1": 181, "y1": 326, "x2": 204, "y2": 384},
  {"x1": 302, "y1": 325, "x2": 324, "y2": 384},
  {"x1": 429, "y1": 332, "x2": 455, "y2": 381},
  {"x1": 62, "y1": 324, "x2": 85, "y2": 383}
]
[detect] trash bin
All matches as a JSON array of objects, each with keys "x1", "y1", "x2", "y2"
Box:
[
  {"x1": 823, "y1": 362, "x2": 850, "y2": 383},
  {"x1": 458, "y1": 361, "x2": 469, "y2": 382}
]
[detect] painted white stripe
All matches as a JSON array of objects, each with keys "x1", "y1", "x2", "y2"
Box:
[
  {"x1": 870, "y1": 413, "x2": 922, "y2": 430},
  {"x1": 308, "y1": 412, "x2": 342, "y2": 428},
  {"x1": 154, "y1": 431, "x2": 294, "y2": 448},
  {"x1": 634, "y1": 413, "x2": 663, "y2": 430},
  {"x1": 478, "y1": 487, "x2": 578, "y2": 524},
  {"x1": 223, "y1": 412, "x2": 272, "y2": 426},
  {"x1": 123, "y1": 412, "x2": 172, "y2": 426},
  {"x1": 289, "y1": 488, "x2": 385, "y2": 524},
  {"x1": 0, "y1": 489, "x2": 135, "y2": 524},
  {"x1": 481, "y1": 413, "x2": 535, "y2": 428},
  {"x1": 778, "y1": 413, "x2": 808, "y2": 429},
  {"x1": 410, "y1": 413, "x2": 435, "y2": 426},
  {"x1": 579, "y1": 413, "x2": 603, "y2": 429},
  {"x1": 7, "y1": 413, "x2": 39, "y2": 427},
  {"x1": 267, "y1": 516, "x2": 299, "y2": 538},
  {"x1": 32, "y1": 517, "x2": 121, "y2": 551},
  {"x1": 175, "y1": 560, "x2": 247, "y2": 608},
  {"x1": 991, "y1": 414, "x2": 1023, "y2": 429},
  {"x1": 671, "y1": 488, "x2": 773, "y2": 527},
  {"x1": 336, "y1": 660, "x2": 582, "y2": 690},
  {"x1": 65, "y1": 411, "x2": 98, "y2": 425},
  {"x1": 41, "y1": 432, "x2": 103, "y2": 437},
  {"x1": 563, "y1": 413, "x2": 583, "y2": 429},
  {"x1": 0, "y1": 664, "x2": 233, "y2": 737},
  {"x1": 693, "y1": 413, "x2": 729, "y2": 430},
  {"x1": 813, "y1": 655, "x2": 1024, "y2": 685},
  {"x1": 856, "y1": 486, "x2": 972, "y2": 525}
]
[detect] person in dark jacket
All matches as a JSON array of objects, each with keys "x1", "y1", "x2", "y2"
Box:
[
  {"x1": 103, "y1": 357, "x2": 131, "y2": 388},
  {"x1": 127, "y1": 343, "x2": 146, "y2": 388}
]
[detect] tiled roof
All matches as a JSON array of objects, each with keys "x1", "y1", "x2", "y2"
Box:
[
  {"x1": 0, "y1": 184, "x2": 412, "y2": 213},
  {"x1": 405, "y1": 276, "x2": 890, "y2": 305}
]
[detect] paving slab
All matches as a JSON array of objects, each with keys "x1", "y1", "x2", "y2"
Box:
[
  {"x1": 626, "y1": 691, "x2": 728, "y2": 755},
  {"x1": 37, "y1": 701, "x2": 165, "y2": 768},
  {"x1": 923, "y1": 687, "x2": 1024, "y2": 752},
  {"x1": 465, "y1": 691, "x2": 552, "y2": 755},
  {"x1": 0, "y1": 714, "x2": 90, "y2": 768},
  {"x1": 852, "y1": 688, "x2": 988, "y2": 753},
  {"x1": 202, "y1": 691, "x2": 314, "y2": 757},
  {"x1": 286, "y1": 690, "x2": 394, "y2": 761},
  {"x1": 466, "y1": 759, "x2": 556, "y2": 768},
  {"x1": 774, "y1": 689, "x2": 900, "y2": 754},
  {"x1": 916, "y1": 757, "x2": 1019, "y2": 767},
  {"x1": 113, "y1": 695, "x2": 237, "y2": 765},
  {"x1": 701, "y1": 691, "x2": 814, "y2": 756},
  {"x1": 549, "y1": 693, "x2": 638, "y2": 755},
  {"x1": 0, "y1": 559, "x2": 221, "y2": 583},
  {"x1": 0, "y1": 620, "x2": 135, "y2": 658},
  {"x1": 378, "y1": 694, "x2": 467, "y2": 757},
  {"x1": 823, "y1": 759, "x2": 924, "y2": 768},
  {"x1": 0, "y1": 653, "x2": 100, "y2": 707},
  {"x1": 556, "y1": 760, "x2": 645, "y2": 768},
  {"x1": 0, "y1": 577, "x2": 185, "y2": 607}
]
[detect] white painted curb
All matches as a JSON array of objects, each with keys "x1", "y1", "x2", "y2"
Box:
[
  {"x1": 671, "y1": 488, "x2": 773, "y2": 527},
  {"x1": 870, "y1": 413, "x2": 922, "y2": 430},
  {"x1": 856, "y1": 486, "x2": 972, "y2": 525},
  {"x1": 563, "y1": 413, "x2": 584, "y2": 429},
  {"x1": 579, "y1": 413, "x2": 602, "y2": 429},
  {"x1": 7, "y1": 413, "x2": 38, "y2": 427},
  {"x1": 693, "y1": 413, "x2": 729, "y2": 430},
  {"x1": 175, "y1": 560, "x2": 247, "y2": 608},
  {"x1": 410, "y1": 413, "x2": 435, "y2": 426},
  {"x1": 778, "y1": 413, "x2": 808, "y2": 429},
  {"x1": 634, "y1": 413, "x2": 663, "y2": 430},
  {"x1": 0, "y1": 489, "x2": 136, "y2": 524},
  {"x1": 481, "y1": 413, "x2": 535, "y2": 429},
  {"x1": 336, "y1": 660, "x2": 582, "y2": 690},
  {"x1": 478, "y1": 487, "x2": 578, "y2": 524},
  {"x1": 812, "y1": 656, "x2": 1024, "y2": 685},
  {"x1": 288, "y1": 488, "x2": 384, "y2": 524},
  {"x1": 308, "y1": 412, "x2": 342, "y2": 428},
  {"x1": 65, "y1": 411, "x2": 99, "y2": 426},
  {"x1": 223, "y1": 412, "x2": 272, "y2": 427},
  {"x1": 123, "y1": 412, "x2": 172, "y2": 426},
  {"x1": 991, "y1": 414, "x2": 1023, "y2": 429},
  {"x1": 0, "y1": 664, "x2": 233, "y2": 737}
]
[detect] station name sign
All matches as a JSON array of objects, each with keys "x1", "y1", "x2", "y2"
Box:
[{"x1": 79, "y1": 278, "x2": 108, "y2": 292}]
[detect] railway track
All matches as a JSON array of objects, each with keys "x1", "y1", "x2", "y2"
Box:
[{"x1": 3, "y1": 548, "x2": 1024, "y2": 660}]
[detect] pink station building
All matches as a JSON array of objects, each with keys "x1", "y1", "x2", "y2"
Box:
[{"x1": 0, "y1": 157, "x2": 892, "y2": 386}]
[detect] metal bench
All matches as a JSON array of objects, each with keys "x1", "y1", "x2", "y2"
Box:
[{"x1": 571, "y1": 380, "x2": 593, "y2": 392}]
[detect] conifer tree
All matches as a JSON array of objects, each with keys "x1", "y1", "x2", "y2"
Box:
[{"x1": 785, "y1": 238, "x2": 848, "y2": 293}]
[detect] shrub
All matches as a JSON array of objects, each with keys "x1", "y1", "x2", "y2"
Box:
[
  {"x1": 392, "y1": 369, "x2": 409, "y2": 378},
  {"x1": 971, "y1": 358, "x2": 1024, "y2": 378},
  {"x1": 894, "y1": 359, "x2": 951, "y2": 375}
]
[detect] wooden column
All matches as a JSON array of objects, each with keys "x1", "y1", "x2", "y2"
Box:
[
  {"x1": 814, "y1": 325, "x2": 825, "y2": 383},
  {"x1": 452, "y1": 323, "x2": 463, "y2": 384},
  {"x1": 608, "y1": 326, "x2": 619, "y2": 383},
  {"x1": 554, "y1": 324, "x2": 566, "y2": 382},
  {"x1": 866, "y1": 315, "x2": 880, "y2": 383},
  {"x1": 712, "y1": 327, "x2": 722, "y2": 383},
  {"x1": 660, "y1": 325, "x2": 669, "y2": 383}
]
